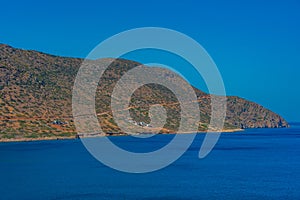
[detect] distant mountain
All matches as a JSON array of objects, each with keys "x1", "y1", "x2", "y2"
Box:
[{"x1": 0, "y1": 44, "x2": 289, "y2": 140}]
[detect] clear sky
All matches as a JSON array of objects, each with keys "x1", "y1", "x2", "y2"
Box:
[{"x1": 1, "y1": 0, "x2": 299, "y2": 122}]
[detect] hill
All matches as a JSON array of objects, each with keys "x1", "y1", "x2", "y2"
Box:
[{"x1": 0, "y1": 44, "x2": 289, "y2": 140}]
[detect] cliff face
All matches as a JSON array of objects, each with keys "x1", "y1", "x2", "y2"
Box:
[
  {"x1": 0, "y1": 44, "x2": 288, "y2": 139},
  {"x1": 226, "y1": 96, "x2": 288, "y2": 128}
]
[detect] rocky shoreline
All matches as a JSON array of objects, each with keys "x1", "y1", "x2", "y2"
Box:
[{"x1": 0, "y1": 128, "x2": 246, "y2": 143}]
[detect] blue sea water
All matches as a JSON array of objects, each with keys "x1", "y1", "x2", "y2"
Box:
[{"x1": 0, "y1": 124, "x2": 300, "y2": 200}]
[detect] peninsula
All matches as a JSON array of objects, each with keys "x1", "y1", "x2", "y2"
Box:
[{"x1": 0, "y1": 44, "x2": 289, "y2": 141}]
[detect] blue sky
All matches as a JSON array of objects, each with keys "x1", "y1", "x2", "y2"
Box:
[{"x1": 1, "y1": 0, "x2": 300, "y2": 121}]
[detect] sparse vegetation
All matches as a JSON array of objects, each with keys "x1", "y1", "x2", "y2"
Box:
[{"x1": 0, "y1": 44, "x2": 289, "y2": 140}]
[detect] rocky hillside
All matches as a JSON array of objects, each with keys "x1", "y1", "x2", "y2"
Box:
[{"x1": 0, "y1": 44, "x2": 289, "y2": 139}]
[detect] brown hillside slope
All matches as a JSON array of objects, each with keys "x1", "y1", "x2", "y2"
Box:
[{"x1": 0, "y1": 44, "x2": 288, "y2": 139}]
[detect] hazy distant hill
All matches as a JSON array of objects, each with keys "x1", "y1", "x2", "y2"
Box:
[{"x1": 0, "y1": 44, "x2": 289, "y2": 139}]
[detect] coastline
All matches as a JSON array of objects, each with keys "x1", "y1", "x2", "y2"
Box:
[
  {"x1": 0, "y1": 128, "x2": 244, "y2": 143},
  {"x1": 0, "y1": 136, "x2": 77, "y2": 143}
]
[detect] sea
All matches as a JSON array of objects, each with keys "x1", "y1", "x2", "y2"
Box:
[{"x1": 0, "y1": 124, "x2": 299, "y2": 200}]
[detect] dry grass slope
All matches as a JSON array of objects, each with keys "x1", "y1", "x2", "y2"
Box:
[{"x1": 0, "y1": 44, "x2": 289, "y2": 140}]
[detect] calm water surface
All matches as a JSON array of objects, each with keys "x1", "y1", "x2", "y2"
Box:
[{"x1": 0, "y1": 125, "x2": 299, "y2": 199}]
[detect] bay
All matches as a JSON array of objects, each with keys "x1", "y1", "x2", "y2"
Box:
[{"x1": 0, "y1": 125, "x2": 299, "y2": 199}]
